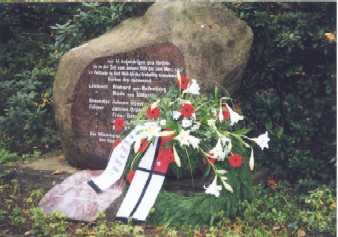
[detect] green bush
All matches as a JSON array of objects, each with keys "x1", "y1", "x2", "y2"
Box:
[
  {"x1": 239, "y1": 183, "x2": 336, "y2": 236},
  {"x1": 0, "y1": 147, "x2": 19, "y2": 164},
  {"x1": 0, "y1": 67, "x2": 57, "y2": 152},
  {"x1": 227, "y1": 3, "x2": 336, "y2": 183},
  {"x1": 50, "y1": 2, "x2": 150, "y2": 56},
  {"x1": 298, "y1": 186, "x2": 336, "y2": 234},
  {"x1": 29, "y1": 207, "x2": 68, "y2": 237},
  {"x1": 0, "y1": 4, "x2": 78, "y2": 154}
]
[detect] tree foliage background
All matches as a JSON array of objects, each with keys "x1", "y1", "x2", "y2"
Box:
[{"x1": 0, "y1": 3, "x2": 336, "y2": 185}]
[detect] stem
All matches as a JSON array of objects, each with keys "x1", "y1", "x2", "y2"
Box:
[
  {"x1": 195, "y1": 102, "x2": 207, "y2": 112},
  {"x1": 198, "y1": 147, "x2": 230, "y2": 191},
  {"x1": 198, "y1": 147, "x2": 218, "y2": 175},
  {"x1": 184, "y1": 147, "x2": 194, "y2": 186},
  {"x1": 130, "y1": 152, "x2": 142, "y2": 170}
]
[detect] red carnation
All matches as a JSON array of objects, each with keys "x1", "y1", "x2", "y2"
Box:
[
  {"x1": 138, "y1": 139, "x2": 149, "y2": 153},
  {"x1": 228, "y1": 153, "x2": 243, "y2": 168},
  {"x1": 223, "y1": 110, "x2": 230, "y2": 120},
  {"x1": 147, "y1": 107, "x2": 161, "y2": 120},
  {"x1": 177, "y1": 74, "x2": 189, "y2": 90},
  {"x1": 180, "y1": 103, "x2": 195, "y2": 117},
  {"x1": 127, "y1": 170, "x2": 135, "y2": 184},
  {"x1": 112, "y1": 139, "x2": 122, "y2": 150},
  {"x1": 114, "y1": 117, "x2": 125, "y2": 133}
]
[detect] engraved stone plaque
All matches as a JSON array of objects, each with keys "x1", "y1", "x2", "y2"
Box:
[{"x1": 71, "y1": 43, "x2": 185, "y2": 168}]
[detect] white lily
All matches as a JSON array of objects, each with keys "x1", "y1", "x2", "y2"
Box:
[
  {"x1": 138, "y1": 122, "x2": 162, "y2": 140},
  {"x1": 221, "y1": 137, "x2": 232, "y2": 157},
  {"x1": 183, "y1": 79, "x2": 200, "y2": 95},
  {"x1": 225, "y1": 103, "x2": 244, "y2": 126},
  {"x1": 220, "y1": 176, "x2": 234, "y2": 193},
  {"x1": 175, "y1": 129, "x2": 200, "y2": 149},
  {"x1": 204, "y1": 177, "x2": 222, "y2": 198},
  {"x1": 209, "y1": 137, "x2": 232, "y2": 161},
  {"x1": 249, "y1": 131, "x2": 270, "y2": 150},
  {"x1": 209, "y1": 141, "x2": 222, "y2": 160},
  {"x1": 182, "y1": 119, "x2": 192, "y2": 128},
  {"x1": 172, "y1": 111, "x2": 181, "y2": 120},
  {"x1": 249, "y1": 148, "x2": 254, "y2": 171}
]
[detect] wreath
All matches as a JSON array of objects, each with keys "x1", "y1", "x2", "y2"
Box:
[{"x1": 108, "y1": 71, "x2": 270, "y2": 225}]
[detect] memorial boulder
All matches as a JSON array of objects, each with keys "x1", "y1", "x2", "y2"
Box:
[{"x1": 53, "y1": 2, "x2": 253, "y2": 169}]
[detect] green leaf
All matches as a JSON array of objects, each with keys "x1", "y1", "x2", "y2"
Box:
[{"x1": 232, "y1": 128, "x2": 252, "y2": 136}]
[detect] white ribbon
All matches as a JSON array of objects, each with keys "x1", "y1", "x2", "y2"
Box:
[
  {"x1": 89, "y1": 133, "x2": 167, "y2": 222},
  {"x1": 89, "y1": 127, "x2": 142, "y2": 191},
  {"x1": 115, "y1": 138, "x2": 160, "y2": 221}
]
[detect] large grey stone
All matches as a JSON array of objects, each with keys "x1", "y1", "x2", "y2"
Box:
[{"x1": 53, "y1": 2, "x2": 253, "y2": 169}]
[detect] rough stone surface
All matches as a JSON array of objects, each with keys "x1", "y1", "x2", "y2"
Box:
[
  {"x1": 53, "y1": 2, "x2": 253, "y2": 169},
  {"x1": 39, "y1": 170, "x2": 126, "y2": 222}
]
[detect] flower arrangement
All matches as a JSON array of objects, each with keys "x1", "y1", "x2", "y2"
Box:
[{"x1": 112, "y1": 70, "x2": 269, "y2": 198}]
